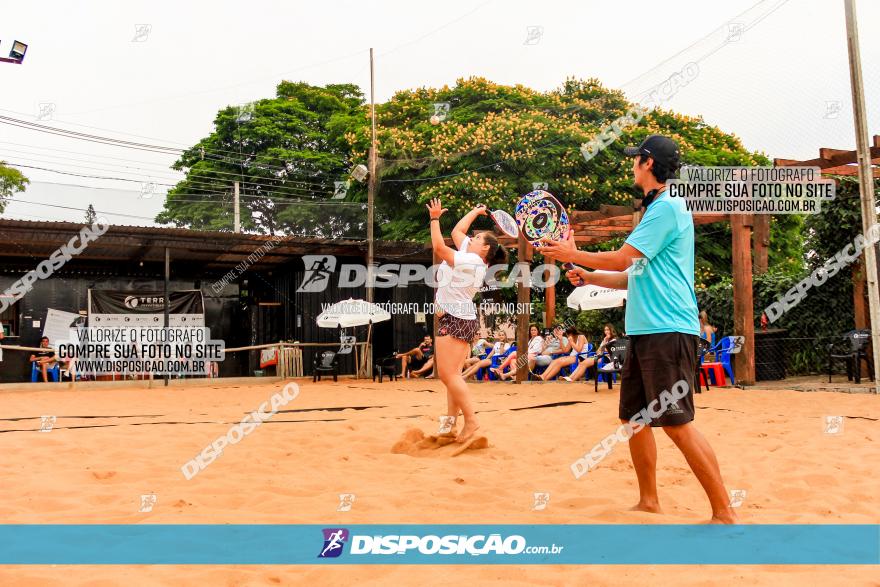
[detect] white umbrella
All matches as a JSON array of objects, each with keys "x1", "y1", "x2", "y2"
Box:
[
  {"x1": 316, "y1": 298, "x2": 391, "y2": 377},
  {"x1": 316, "y1": 298, "x2": 391, "y2": 329},
  {"x1": 566, "y1": 272, "x2": 627, "y2": 311}
]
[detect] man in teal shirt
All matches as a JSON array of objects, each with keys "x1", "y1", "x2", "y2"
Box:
[{"x1": 541, "y1": 135, "x2": 736, "y2": 524}]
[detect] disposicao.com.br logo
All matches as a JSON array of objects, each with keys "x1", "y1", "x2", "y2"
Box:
[{"x1": 317, "y1": 528, "x2": 563, "y2": 559}]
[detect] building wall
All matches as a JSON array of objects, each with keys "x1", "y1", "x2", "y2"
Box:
[
  {"x1": 0, "y1": 255, "x2": 436, "y2": 382},
  {"x1": 0, "y1": 273, "x2": 246, "y2": 383}
]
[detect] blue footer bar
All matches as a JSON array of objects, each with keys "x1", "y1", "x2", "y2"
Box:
[{"x1": 0, "y1": 525, "x2": 877, "y2": 564}]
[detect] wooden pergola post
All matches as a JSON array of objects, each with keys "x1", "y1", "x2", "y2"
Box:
[
  {"x1": 515, "y1": 236, "x2": 533, "y2": 384},
  {"x1": 753, "y1": 215, "x2": 770, "y2": 274},
  {"x1": 544, "y1": 253, "x2": 555, "y2": 327},
  {"x1": 731, "y1": 214, "x2": 756, "y2": 385}
]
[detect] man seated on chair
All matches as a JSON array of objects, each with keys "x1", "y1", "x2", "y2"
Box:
[
  {"x1": 396, "y1": 335, "x2": 433, "y2": 378},
  {"x1": 30, "y1": 336, "x2": 57, "y2": 382}
]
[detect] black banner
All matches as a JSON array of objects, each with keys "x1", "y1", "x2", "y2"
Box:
[
  {"x1": 89, "y1": 290, "x2": 203, "y2": 315},
  {"x1": 88, "y1": 290, "x2": 205, "y2": 326}
]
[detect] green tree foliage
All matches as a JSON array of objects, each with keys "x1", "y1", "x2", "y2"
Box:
[
  {"x1": 341, "y1": 76, "x2": 802, "y2": 286},
  {"x1": 157, "y1": 82, "x2": 365, "y2": 236},
  {"x1": 85, "y1": 203, "x2": 97, "y2": 224},
  {"x1": 0, "y1": 162, "x2": 29, "y2": 213},
  {"x1": 159, "y1": 76, "x2": 804, "y2": 288}
]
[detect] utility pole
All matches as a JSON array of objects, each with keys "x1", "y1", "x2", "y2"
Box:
[
  {"x1": 233, "y1": 181, "x2": 241, "y2": 234},
  {"x1": 844, "y1": 0, "x2": 880, "y2": 394},
  {"x1": 367, "y1": 48, "x2": 377, "y2": 304},
  {"x1": 164, "y1": 247, "x2": 170, "y2": 388}
]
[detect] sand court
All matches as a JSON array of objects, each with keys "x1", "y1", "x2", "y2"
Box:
[{"x1": 0, "y1": 377, "x2": 877, "y2": 584}]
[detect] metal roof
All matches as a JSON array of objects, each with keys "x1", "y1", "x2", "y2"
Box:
[{"x1": 0, "y1": 219, "x2": 432, "y2": 272}]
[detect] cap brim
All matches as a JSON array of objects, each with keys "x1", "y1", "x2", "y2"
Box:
[{"x1": 623, "y1": 146, "x2": 641, "y2": 156}]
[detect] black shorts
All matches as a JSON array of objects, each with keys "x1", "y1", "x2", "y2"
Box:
[{"x1": 619, "y1": 332, "x2": 698, "y2": 427}]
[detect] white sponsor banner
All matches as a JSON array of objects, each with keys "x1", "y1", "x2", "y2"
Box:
[{"x1": 42, "y1": 309, "x2": 83, "y2": 345}]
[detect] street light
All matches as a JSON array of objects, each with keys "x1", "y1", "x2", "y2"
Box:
[{"x1": 0, "y1": 40, "x2": 28, "y2": 64}]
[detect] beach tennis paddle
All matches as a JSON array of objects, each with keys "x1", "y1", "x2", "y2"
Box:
[
  {"x1": 486, "y1": 207, "x2": 520, "y2": 239},
  {"x1": 514, "y1": 190, "x2": 575, "y2": 269}
]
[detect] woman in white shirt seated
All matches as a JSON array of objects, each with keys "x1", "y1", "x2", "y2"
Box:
[
  {"x1": 562, "y1": 323, "x2": 617, "y2": 382},
  {"x1": 462, "y1": 330, "x2": 510, "y2": 380},
  {"x1": 494, "y1": 324, "x2": 543, "y2": 381},
  {"x1": 462, "y1": 336, "x2": 492, "y2": 371},
  {"x1": 538, "y1": 326, "x2": 588, "y2": 381}
]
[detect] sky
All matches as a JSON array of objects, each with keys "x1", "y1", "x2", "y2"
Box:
[{"x1": 0, "y1": 0, "x2": 878, "y2": 227}]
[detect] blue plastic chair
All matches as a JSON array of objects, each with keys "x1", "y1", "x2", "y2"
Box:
[
  {"x1": 473, "y1": 347, "x2": 494, "y2": 381},
  {"x1": 487, "y1": 345, "x2": 516, "y2": 380},
  {"x1": 31, "y1": 362, "x2": 60, "y2": 382},
  {"x1": 708, "y1": 336, "x2": 736, "y2": 385},
  {"x1": 568, "y1": 343, "x2": 594, "y2": 380}
]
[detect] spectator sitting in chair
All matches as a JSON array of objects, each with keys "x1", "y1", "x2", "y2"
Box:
[
  {"x1": 699, "y1": 311, "x2": 717, "y2": 360},
  {"x1": 462, "y1": 335, "x2": 492, "y2": 371},
  {"x1": 531, "y1": 325, "x2": 566, "y2": 376},
  {"x1": 493, "y1": 324, "x2": 543, "y2": 381},
  {"x1": 562, "y1": 324, "x2": 617, "y2": 382},
  {"x1": 30, "y1": 336, "x2": 57, "y2": 382},
  {"x1": 539, "y1": 326, "x2": 588, "y2": 381},
  {"x1": 462, "y1": 331, "x2": 510, "y2": 380},
  {"x1": 396, "y1": 335, "x2": 433, "y2": 378},
  {"x1": 699, "y1": 311, "x2": 717, "y2": 344},
  {"x1": 410, "y1": 355, "x2": 435, "y2": 379}
]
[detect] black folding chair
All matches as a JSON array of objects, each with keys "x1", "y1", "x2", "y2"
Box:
[
  {"x1": 827, "y1": 329, "x2": 874, "y2": 384},
  {"x1": 373, "y1": 353, "x2": 399, "y2": 383},
  {"x1": 591, "y1": 336, "x2": 629, "y2": 392},
  {"x1": 313, "y1": 350, "x2": 339, "y2": 382}
]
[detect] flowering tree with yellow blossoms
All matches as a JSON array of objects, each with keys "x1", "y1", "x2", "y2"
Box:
[{"x1": 343, "y1": 76, "x2": 802, "y2": 286}]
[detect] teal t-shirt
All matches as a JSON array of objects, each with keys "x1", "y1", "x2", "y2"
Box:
[{"x1": 624, "y1": 190, "x2": 700, "y2": 336}]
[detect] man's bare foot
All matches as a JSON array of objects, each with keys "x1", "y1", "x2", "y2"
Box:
[
  {"x1": 629, "y1": 501, "x2": 663, "y2": 514},
  {"x1": 455, "y1": 420, "x2": 481, "y2": 444}
]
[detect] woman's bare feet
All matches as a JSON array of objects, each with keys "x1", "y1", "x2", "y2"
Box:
[
  {"x1": 706, "y1": 510, "x2": 739, "y2": 524},
  {"x1": 629, "y1": 500, "x2": 663, "y2": 514},
  {"x1": 455, "y1": 419, "x2": 481, "y2": 444}
]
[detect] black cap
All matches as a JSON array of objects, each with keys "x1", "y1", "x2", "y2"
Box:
[{"x1": 623, "y1": 135, "x2": 680, "y2": 168}]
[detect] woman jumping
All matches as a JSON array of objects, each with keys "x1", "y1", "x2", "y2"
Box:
[{"x1": 428, "y1": 198, "x2": 507, "y2": 443}]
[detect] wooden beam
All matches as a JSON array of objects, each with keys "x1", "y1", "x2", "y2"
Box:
[
  {"x1": 571, "y1": 217, "x2": 633, "y2": 228},
  {"x1": 599, "y1": 204, "x2": 635, "y2": 217},
  {"x1": 819, "y1": 148, "x2": 852, "y2": 162},
  {"x1": 575, "y1": 228, "x2": 632, "y2": 238},
  {"x1": 775, "y1": 144, "x2": 880, "y2": 169},
  {"x1": 731, "y1": 214, "x2": 756, "y2": 385},
  {"x1": 773, "y1": 158, "x2": 802, "y2": 167},
  {"x1": 693, "y1": 214, "x2": 729, "y2": 225},
  {"x1": 817, "y1": 164, "x2": 880, "y2": 177}
]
